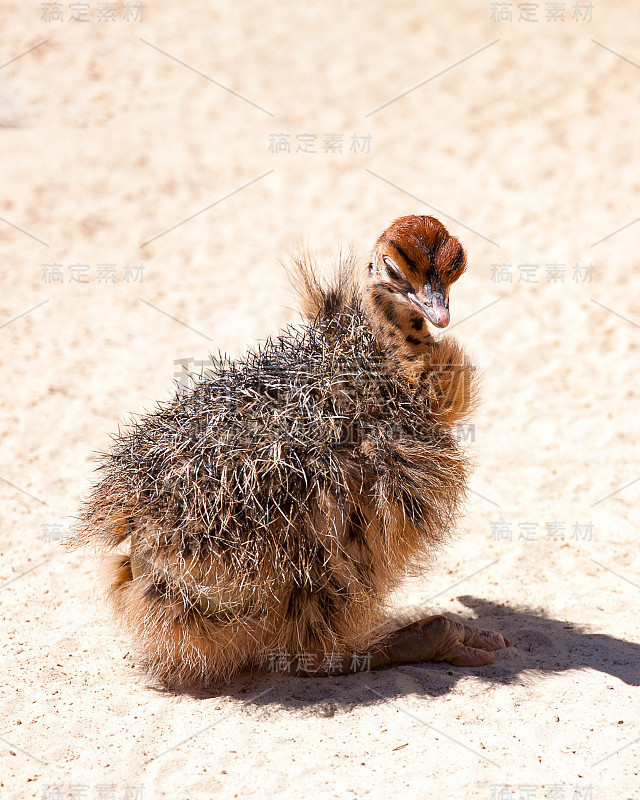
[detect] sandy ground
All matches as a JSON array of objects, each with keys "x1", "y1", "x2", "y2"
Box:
[{"x1": 1, "y1": 1, "x2": 640, "y2": 798}]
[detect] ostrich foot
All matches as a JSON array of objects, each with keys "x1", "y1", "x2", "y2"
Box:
[
  {"x1": 374, "y1": 614, "x2": 510, "y2": 668},
  {"x1": 287, "y1": 615, "x2": 510, "y2": 677}
]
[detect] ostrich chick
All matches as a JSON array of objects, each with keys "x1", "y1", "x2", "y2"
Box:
[{"x1": 69, "y1": 215, "x2": 509, "y2": 687}]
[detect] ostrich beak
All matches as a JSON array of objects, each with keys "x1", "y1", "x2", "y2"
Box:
[{"x1": 407, "y1": 285, "x2": 450, "y2": 328}]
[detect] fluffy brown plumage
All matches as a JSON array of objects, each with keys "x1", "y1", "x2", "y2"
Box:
[{"x1": 68, "y1": 215, "x2": 508, "y2": 687}]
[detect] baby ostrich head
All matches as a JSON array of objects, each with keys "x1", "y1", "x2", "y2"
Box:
[{"x1": 366, "y1": 215, "x2": 467, "y2": 330}]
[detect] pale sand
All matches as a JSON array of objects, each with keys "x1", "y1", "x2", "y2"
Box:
[{"x1": 1, "y1": 1, "x2": 639, "y2": 798}]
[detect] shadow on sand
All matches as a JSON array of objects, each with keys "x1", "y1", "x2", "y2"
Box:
[{"x1": 157, "y1": 595, "x2": 639, "y2": 713}]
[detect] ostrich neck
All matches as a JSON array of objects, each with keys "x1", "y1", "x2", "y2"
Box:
[
  {"x1": 361, "y1": 283, "x2": 437, "y2": 379},
  {"x1": 360, "y1": 282, "x2": 476, "y2": 426}
]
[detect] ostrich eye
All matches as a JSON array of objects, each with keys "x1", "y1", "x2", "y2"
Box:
[{"x1": 382, "y1": 255, "x2": 402, "y2": 280}]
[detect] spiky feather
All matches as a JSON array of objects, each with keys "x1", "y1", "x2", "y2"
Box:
[{"x1": 69, "y1": 248, "x2": 477, "y2": 687}]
